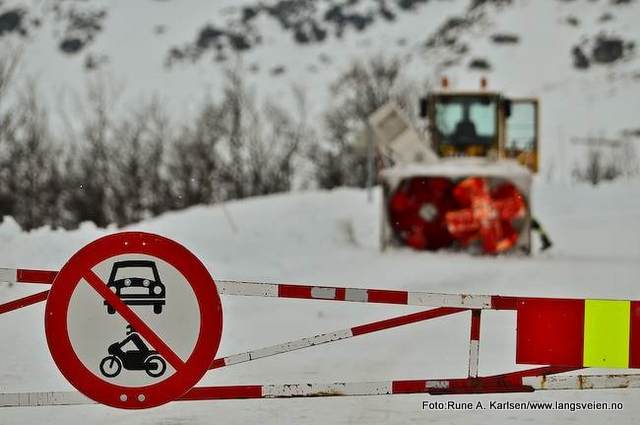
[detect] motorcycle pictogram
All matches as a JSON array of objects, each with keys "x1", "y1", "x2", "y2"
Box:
[{"x1": 99, "y1": 326, "x2": 167, "y2": 378}]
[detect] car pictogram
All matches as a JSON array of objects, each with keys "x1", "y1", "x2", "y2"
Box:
[{"x1": 103, "y1": 260, "x2": 166, "y2": 314}]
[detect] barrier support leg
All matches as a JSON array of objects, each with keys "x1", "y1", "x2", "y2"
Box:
[{"x1": 468, "y1": 309, "x2": 481, "y2": 378}]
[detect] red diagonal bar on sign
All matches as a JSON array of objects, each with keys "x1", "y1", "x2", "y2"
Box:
[{"x1": 83, "y1": 269, "x2": 185, "y2": 371}]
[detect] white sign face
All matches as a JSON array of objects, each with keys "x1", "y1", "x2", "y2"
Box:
[{"x1": 67, "y1": 254, "x2": 200, "y2": 387}]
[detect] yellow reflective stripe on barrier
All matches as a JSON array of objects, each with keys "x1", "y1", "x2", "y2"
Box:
[{"x1": 583, "y1": 299, "x2": 631, "y2": 368}]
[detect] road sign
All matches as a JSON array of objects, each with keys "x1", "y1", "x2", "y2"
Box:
[{"x1": 44, "y1": 232, "x2": 222, "y2": 409}]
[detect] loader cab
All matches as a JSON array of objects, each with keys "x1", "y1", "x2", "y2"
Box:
[{"x1": 420, "y1": 92, "x2": 539, "y2": 172}]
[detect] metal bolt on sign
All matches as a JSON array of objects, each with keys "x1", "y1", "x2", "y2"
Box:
[{"x1": 0, "y1": 232, "x2": 639, "y2": 409}]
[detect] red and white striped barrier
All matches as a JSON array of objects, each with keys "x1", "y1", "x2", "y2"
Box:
[
  {"x1": 209, "y1": 307, "x2": 463, "y2": 370},
  {"x1": 523, "y1": 374, "x2": 640, "y2": 391},
  {"x1": 468, "y1": 309, "x2": 481, "y2": 378},
  {"x1": 217, "y1": 279, "x2": 494, "y2": 309},
  {"x1": 0, "y1": 268, "x2": 57, "y2": 285},
  {"x1": 1, "y1": 267, "x2": 500, "y2": 308},
  {"x1": 1, "y1": 256, "x2": 639, "y2": 409},
  {"x1": 7, "y1": 370, "x2": 640, "y2": 407}
]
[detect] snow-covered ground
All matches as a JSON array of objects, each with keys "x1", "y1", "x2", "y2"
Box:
[{"x1": 1, "y1": 178, "x2": 639, "y2": 424}]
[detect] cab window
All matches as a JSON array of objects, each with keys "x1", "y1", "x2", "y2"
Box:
[
  {"x1": 434, "y1": 96, "x2": 498, "y2": 146},
  {"x1": 506, "y1": 102, "x2": 536, "y2": 151}
]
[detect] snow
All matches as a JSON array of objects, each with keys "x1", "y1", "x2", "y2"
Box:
[
  {"x1": 4, "y1": 0, "x2": 639, "y2": 180},
  {"x1": 1, "y1": 178, "x2": 640, "y2": 423},
  {"x1": 3, "y1": 0, "x2": 471, "y2": 126}
]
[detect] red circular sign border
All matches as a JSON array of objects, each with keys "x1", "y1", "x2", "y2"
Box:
[{"x1": 45, "y1": 232, "x2": 223, "y2": 409}]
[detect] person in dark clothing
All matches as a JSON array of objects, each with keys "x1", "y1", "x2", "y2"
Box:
[
  {"x1": 531, "y1": 217, "x2": 552, "y2": 251},
  {"x1": 452, "y1": 108, "x2": 477, "y2": 144}
]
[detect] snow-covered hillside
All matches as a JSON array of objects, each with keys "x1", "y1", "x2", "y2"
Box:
[
  {"x1": 1, "y1": 179, "x2": 639, "y2": 424},
  {"x1": 1, "y1": 0, "x2": 639, "y2": 179}
]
